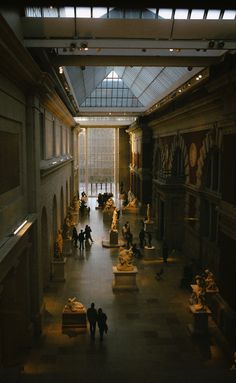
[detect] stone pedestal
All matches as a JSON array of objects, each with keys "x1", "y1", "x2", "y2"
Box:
[
  {"x1": 144, "y1": 220, "x2": 154, "y2": 232},
  {"x1": 51, "y1": 257, "x2": 67, "y2": 282},
  {"x1": 188, "y1": 305, "x2": 211, "y2": 336},
  {"x1": 112, "y1": 266, "x2": 138, "y2": 291},
  {"x1": 62, "y1": 309, "x2": 87, "y2": 329},
  {"x1": 110, "y1": 230, "x2": 118, "y2": 245},
  {"x1": 122, "y1": 207, "x2": 139, "y2": 214},
  {"x1": 143, "y1": 246, "x2": 156, "y2": 259},
  {"x1": 63, "y1": 239, "x2": 72, "y2": 256}
]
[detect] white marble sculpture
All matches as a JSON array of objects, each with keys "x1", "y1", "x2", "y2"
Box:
[
  {"x1": 64, "y1": 297, "x2": 85, "y2": 312},
  {"x1": 111, "y1": 207, "x2": 118, "y2": 231},
  {"x1": 117, "y1": 247, "x2": 134, "y2": 271}
]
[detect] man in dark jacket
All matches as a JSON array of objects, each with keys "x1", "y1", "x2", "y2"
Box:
[{"x1": 87, "y1": 303, "x2": 98, "y2": 340}]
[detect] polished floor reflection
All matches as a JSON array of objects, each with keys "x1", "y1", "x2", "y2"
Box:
[{"x1": 3, "y1": 198, "x2": 236, "y2": 383}]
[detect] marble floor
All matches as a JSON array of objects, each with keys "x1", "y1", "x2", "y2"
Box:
[{"x1": 2, "y1": 198, "x2": 236, "y2": 383}]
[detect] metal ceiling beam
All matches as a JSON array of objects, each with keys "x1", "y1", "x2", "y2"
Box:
[
  {"x1": 51, "y1": 55, "x2": 224, "y2": 67},
  {"x1": 24, "y1": 39, "x2": 236, "y2": 50}
]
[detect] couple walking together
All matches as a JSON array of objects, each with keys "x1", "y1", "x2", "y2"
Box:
[{"x1": 87, "y1": 303, "x2": 108, "y2": 341}]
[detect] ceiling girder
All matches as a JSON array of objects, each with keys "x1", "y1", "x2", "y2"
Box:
[{"x1": 51, "y1": 55, "x2": 224, "y2": 67}]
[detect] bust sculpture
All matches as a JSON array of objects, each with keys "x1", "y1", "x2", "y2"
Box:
[{"x1": 117, "y1": 247, "x2": 134, "y2": 271}]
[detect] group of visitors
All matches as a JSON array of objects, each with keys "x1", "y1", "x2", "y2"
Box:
[
  {"x1": 72, "y1": 224, "x2": 94, "y2": 250},
  {"x1": 87, "y1": 303, "x2": 108, "y2": 341}
]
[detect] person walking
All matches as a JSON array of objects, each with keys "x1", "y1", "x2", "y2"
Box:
[
  {"x1": 72, "y1": 226, "x2": 78, "y2": 248},
  {"x1": 97, "y1": 308, "x2": 108, "y2": 341},
  {"x1": 78, "y1": 229, "x2": 85, "y2": 250},
  {"x1": 87, "y1": 303, "x2": 98, "y2": 340},
  {"x1": 139, "y1": 228, "x2": 146, "y2": 248},
  {"x1": 85, "y1": 225, "x2": 94, "y2": 243}
]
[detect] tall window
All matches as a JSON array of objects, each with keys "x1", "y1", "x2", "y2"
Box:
[{"x1": 79, "y1": 128, "x2": 116, "y2": 196}]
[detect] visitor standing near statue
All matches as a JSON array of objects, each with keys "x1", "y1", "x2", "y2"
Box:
[
  {"x1": 87, "y1": 302, "x2": 98, "y2": 340},
  {"x1": 85, "y1": 225, "x2": 94, "y2": 244},
  {"x1": 72, "y1": 226, "x2": 78, "y2": 248},
  {"x1": 139, "y1": 228, "x2": 146, "y2": 248},
  {"x1": 97, "y1": 308, "x2": 108, "y2": 341},
  {"x1": 78, "y1": 229, "x2": 85, "y2": 250},
  {"x1": 162, "y1": 240, "x2": 169, "y2": 263}
]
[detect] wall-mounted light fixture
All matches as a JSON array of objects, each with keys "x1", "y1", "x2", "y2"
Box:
[
  {"x1": 217, "y1": 40, "x2": 225, "y2": 49},
  {"x1": 208, "y1": 40, "x2": 215, "y2": 48},
  {"x1": 80, "y1": 42, "x2": 88, "y2": 51},
  {"x1": 70, "y1": 43, "x2": 76, "y2": 52},
  {"x1": 59, "y1": 66, "x2": 63, "y2": 74},
  {"x1": 13, "y1": 219, "x2": 28, "y2": 235}
]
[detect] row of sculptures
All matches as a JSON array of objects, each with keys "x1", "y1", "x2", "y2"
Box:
[
  {"x1": 189, "y1": 269, "x2": 218, "y2": 311},
  {"x1": 54, "y1": 194, "x2": 81, "y2": 260}
]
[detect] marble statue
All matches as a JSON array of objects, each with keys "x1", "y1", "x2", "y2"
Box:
[
  {"x1": 63, "y1": 216, "x2": 71, "y2": 239},
  {"x1": 204, "y1": 269, "x2": 218, "y2": 291},
  {"x1": 54, "y1": 229, "x2": 63, "y2": 259},
  {"x1": 104, "y1": 197, "x2": 114, "y2": 211},
  {"x1": 111, "y1": 207, "x2": 118, "y2": 231},
  {"x1": 125, "y1": 196, "x2": 138, "y2": 208},
  {"x1": 146, "y1": 203, "x2": 151, "y2": 222},
  {"x1": 128, "y1": 190, "x2": 135, "y2": 203},
  {"x1": 72, "y1": 195, "x2": 79, "y2": 211},
  {"x1": 64, "y1": 297, "x2": 85, "y2": 312},
  {"x1": 189, "y1": 274, "x2": 207, "y2": 311},
  {"x1": 117, "y1": 247, "x2": 134, "y2": 271}
]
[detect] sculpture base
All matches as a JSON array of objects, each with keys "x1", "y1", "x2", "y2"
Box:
[
  {"x1": 62, "y1": 309, "x2": 87, "y2": 329},
  {"x1": 110, "y1": 229, "x2": 118, "y2": 245},
  {"x1": 102, "y1": 239, "x2": 125, "y2": 248},
  {"x1": 143, "y1": 246, "x2": 156, "y2": 259},
  {"x1": 188, "y1": 305, "x2": 211, "y2": 336},
  {"x1": 51, "y1": 257, "x2": 67, "y2": 282},
  {"x1": 63, "y1": 239, "x2": 72, "y2": 256},
  {"x1": 112, "y1": 266, "x2": 138, "y2": 291},
  {"x1": 144, "y1": 221, "x2": 154, "y2": 232},
  {"x1": 122, "y1": 207, "x2": 139, "y2": 214}
]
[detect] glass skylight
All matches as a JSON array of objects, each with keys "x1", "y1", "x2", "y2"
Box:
[
  {"x1": 190, "y1": 9, "x2": 205, "y2": 20},
  {"x1": 76, "y1": 7, "x2": 91, "y2": 18},
  {"x1": 174, "y1": 9, "x2": 189, "y2": 20},
  {"x1": 92, "y1": 7, "x2": 107, "y2": 18},
  {"x1": 206, "y1": 10, "x2": 221, "y2": 20},
  {"x1": 222, "y1": 10, "x2": 236, "y2": 20},
  {"x1": 59, "y1": 7, "x2": 75, "y2": 18},
  {"x1": 158, "y1": 9, "x2": 173, "y2": 20}
]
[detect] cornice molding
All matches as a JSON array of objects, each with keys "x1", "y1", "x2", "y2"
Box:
[{"x1": 0, "y1": 15, "x2": 75, "y2": 126}]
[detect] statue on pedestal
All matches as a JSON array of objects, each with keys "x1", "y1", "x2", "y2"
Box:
[
  {"x1": 111, "y1": 207, "x2": 118, "y2": 231},
  {"x1": 204, "y1": 269, "x2": 218, "y2": 291},
  {"x1": 190, "y1": 274, "x2": 207, "y2": 311},
  {"x1": 72, "y1": 194, "x2": 79, "y2": 212},
  {"x1": 117, "y1": 247, "x2": 134, "y2": 271},
  {"x1": 104, "y1": 197, "x2": 114, "y2": 211},
  {"x1": 64, "y1": 297, "x2": 85, "y2": 312},
  {"x1": 54, "y1": 229, "x2": 63, "y2": 259}
]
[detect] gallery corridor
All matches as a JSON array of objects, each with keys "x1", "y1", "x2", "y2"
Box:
[{"x1": 3, "y1": 198, "x2": 235, "y2": 383}]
